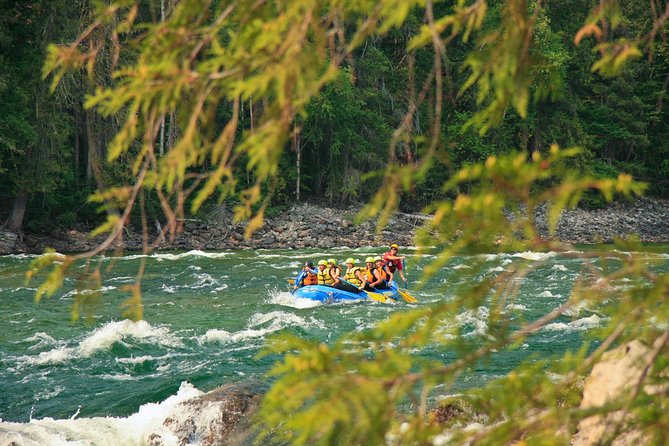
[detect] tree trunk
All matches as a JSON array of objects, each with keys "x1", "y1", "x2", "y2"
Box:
[
  {"x1": 295, "y1": 130, "x2": 301, "y2": 201},
  {"x1": 6, "y1": 189, "x2": 28, "y2": 233},
  {"x1": 159, "y1": 0, "x2": 166, "y2": 156},
  {"x1": 249, "y1": 97, "x2": 254, "y2": 134},
  {"x1": 85, "y1": 107, "x2": 97, "y2": 181},
  {"x1": 167, "y1": 111, "x2": 177, "y2": 151},
  {"x1": 75, "y1": 123, "x2": 80, "y2": 176}
]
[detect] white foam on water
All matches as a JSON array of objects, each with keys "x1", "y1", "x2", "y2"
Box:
[
  {"x1": 538, "y1": 290, "x2": 559, "y2": 298},
  {"x1": 563, "y1": 300, "x2": 594, "y2": 317},
  {"x1": 505, "y1": 304, "x2": 527, "y2": 312},
  {"x1": 154, "y1": 250, "x2": 231, "y2": 261},
  {"x1": 248, "y1": 310, "x2": 325, "y2": 330},
  {"x1": 488, "y1": 266, "x2": 505, "y2": 272},
  {"x1": 200, "y1": 310, "x2": 324, "y2": 345},
  {"x1": 448, "y1": 307, "x2": 489, "y2": 338},
  {"x1": 80, "y1": 320, "x2": 182, "y2": 355},
  {"x1": 10, "y1": 286, "x2": 37, "y2": 293},
  {"x1": 542, "y1": 314, "x2": 602, "y2": 333},
  {"x1": 99, "y1": 373, "x2": 136, "y2": 381},
  {"x1": 61, "y1": 286, "x2": 118, "y2": 299},
  {"x1": 513, "y1": 251, "x2": 556, "y2": 261},
  {"x1": 115, "y1": 355, "x2": 155, "y2": 365},
  {"x1": 106, "y1": 276, "x2": 135, "y2": 283},
  {"x1": 189, "y1": 273, "x2": 219, "y2": 289},
  {"x1": 0, "y1": 381, "x2": 203, "y2": 445},
  {"x1": 28, "y1": 346, "x2": 75, "y2": 365},
  {"x1": 200, "y1": 328, "x2": 268, "y2": 344},
  {"x1": 25, "y1": 333, "x2": 57, "y2": 350},
  {"x1": 452, "y1": 264, "x2": 471, "y2": 270},
  {"x1": 161, "y1": 284, "x2": 177, "y2": 293},
  {"x1": 22, "y1": 320, "x2": 182, "y2": 366},
  {"x1": 269, "y1": 290, "x2": 322, "y2": 309},
  {"x1": 2, "y1": 253, "x2": 41, "y2": 260},
  {"x1": 552, "y1": 264, "x2": 568, "y2": 271},
  {"x1": 35, "y1": 385, "x2": 65, "y2": 401},
  {"x1": 481, "y1": 254, "x2": 500, "y2": 262}
]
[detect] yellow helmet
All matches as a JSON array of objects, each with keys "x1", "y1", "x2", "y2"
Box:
[
  {"x1": 374, "y1": 256, "x2": 383, "y2": 262},
  {"x1": 318, "y1": 259, "x2": 327, "y2": 266},
  {"x1": 365, "y1": 256, "x2": 375, "y2": 263},
  {"x1": 328, "y1": 258, "x2": 337, "y2": 265},
  {"x1": 390, "y1": 243, "x2": 399, "y2": 249},
  {"x1": 345, "y1": 257, "x2": 355, "y2": 264}
]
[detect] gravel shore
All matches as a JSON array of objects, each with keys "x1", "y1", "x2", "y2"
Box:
[{"x1": 2, "y1": 196, "x2": 668, "y2": 255}]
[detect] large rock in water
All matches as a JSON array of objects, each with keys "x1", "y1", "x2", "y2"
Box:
[
  {"x1": 572, "y1": 338, "x2": 667, "y2": 446},
  {"x1": 146, "y1": 380, "x2": 267, "y2": 446}
]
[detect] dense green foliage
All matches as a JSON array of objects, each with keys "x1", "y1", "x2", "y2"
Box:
[
  {"x1": 11, "y1": 1, "x2": 669, "y2": 444},
  {"x1": 1, "y1": 0, "x2": 668, "y2": 233}
]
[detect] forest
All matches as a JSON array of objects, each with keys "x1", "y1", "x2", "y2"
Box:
[
  {"x1": 1, "y1": 0, "x2": 667, "y2": 235},
  {"x1": 1, "y1": 1, "x2": 668, "y2": 444}
]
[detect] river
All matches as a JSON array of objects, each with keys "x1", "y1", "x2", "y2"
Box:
[{"x1": 1, "y1": 246, "x2": 667, "y2": 444}]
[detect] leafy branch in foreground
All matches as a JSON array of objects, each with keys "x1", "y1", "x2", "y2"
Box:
[
  {"x1": 256, "y1": 148, "x2": 668, "y2": 445},
  {"x1": 32, "y1": 0, "x2": 423, "y2": 319}
]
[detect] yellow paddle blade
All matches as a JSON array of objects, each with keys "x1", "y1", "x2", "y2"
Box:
[
  {"x1": 365, "y1": 291, "x2": 387, "y2": 303},
  {"x1": 398, "y1": 289, "x2": 418, "y2": 303},
  {"x1": 287, "y1": 279, "x2": 295, "y2": 285}
]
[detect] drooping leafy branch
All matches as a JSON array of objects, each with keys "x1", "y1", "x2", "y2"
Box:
[{"x1": 25, "y1": 1, "x2": 669, "y2": 443}]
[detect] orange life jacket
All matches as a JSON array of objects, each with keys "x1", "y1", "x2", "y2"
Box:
[
  {"x1": 303, "y1": 270, "x2": 318, "y2": 285},
  {"x1": 364, "y1": 267, "x2": 375, "y2": 282},
  {"x1": 376, "y1": 266, "x2": 390, "y2": 282}
]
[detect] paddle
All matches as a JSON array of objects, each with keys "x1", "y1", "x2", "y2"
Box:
[
  {"x1": 401, "y1": 258, "x2": 408, "y2": 287},
  {"x1": 395, "y1": 259, "x2": 418, "y2": 303},
  {"x1": 338, "y1": 278, "x2": 388, "y2": 303},
  {"x1": 397, "y1": 288, "x2": 418, "y2": 303}
]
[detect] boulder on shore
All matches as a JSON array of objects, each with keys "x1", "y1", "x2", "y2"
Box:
[{"x1": 572, "y1": 338, "x2": 668, "y2": 446}]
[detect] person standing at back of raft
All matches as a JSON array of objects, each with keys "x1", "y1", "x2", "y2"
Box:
[
  {"x1": 317, "y1": 259, "x2": 334, "y2": 286},
  {"x1": 293, "y1": 261, "x2": 318, "y2": 290},
  {"x1": 383, "y1": 243, "x2": 406, "y2": 285},
  {"x1": 334, "y1": 258, "x2": 367, "y2": 293}
]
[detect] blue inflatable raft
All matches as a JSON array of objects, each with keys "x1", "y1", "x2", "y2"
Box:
[{"x1": 294, "y1": 281, "x2": 399, "y2": 303}]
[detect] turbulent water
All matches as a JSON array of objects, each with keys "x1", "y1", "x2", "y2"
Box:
[{"x1": 1, "y1": 246, "x2": 668, "y2": 444}]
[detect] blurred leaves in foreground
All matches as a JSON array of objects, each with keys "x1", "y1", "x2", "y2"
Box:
[
  {"x1": 24, "y1": 0, "x2": 669, "y2": 443},
  {"x1": 257, "y1": 147, "x2": 668, "y2": 445}
]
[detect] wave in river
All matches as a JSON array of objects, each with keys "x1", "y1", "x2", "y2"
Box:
[
  {"x1": 20, "y1": 320, "x2": 182, "y2": 366},
  {"x1": 0, "y1": 381, "x2": 203, "y2": 446},
  {"x1": 200, "y1": 310, "x2": 325, "y2": 345},
  {"x1": 542, "y1": 314, "x2": 603, "y2": 333}
]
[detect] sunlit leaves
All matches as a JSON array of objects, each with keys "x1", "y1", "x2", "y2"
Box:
[
  {"x1": 36, "y1": 1, "x2": 669, "y2": 443},
  {"x1": 591, "y1": 41, "x2": 643, "y2": 77},
  {"x1": 257, "y1": 147, "x2": 660, "y2": 444},
  {"x1": 408, "y1": 0, "x2": 487, "y2": 50}
]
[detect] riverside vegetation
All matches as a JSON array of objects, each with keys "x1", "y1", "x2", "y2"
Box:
[{"x1": 2, "y1": 0, "x2": 669, "y2": 445}]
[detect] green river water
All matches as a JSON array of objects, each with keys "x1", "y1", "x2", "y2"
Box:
[{"x1": 1, "y1": 246, "x2": 667, "y2": 444}]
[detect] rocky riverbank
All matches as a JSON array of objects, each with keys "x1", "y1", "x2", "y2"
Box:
[{"x1": 1, "y1": 196, "x2": 669, "y2": 255}]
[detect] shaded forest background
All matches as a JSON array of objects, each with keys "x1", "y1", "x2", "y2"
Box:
[{"x1": 1, "y1": 0, "x2": 668, "y2": 234}]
